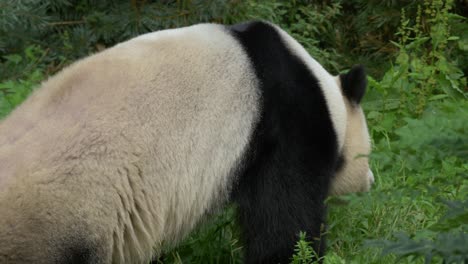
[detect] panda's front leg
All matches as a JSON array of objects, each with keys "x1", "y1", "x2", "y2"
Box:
[{"x1": 233, "y1": 155, "x2": 330, "y2": 264}]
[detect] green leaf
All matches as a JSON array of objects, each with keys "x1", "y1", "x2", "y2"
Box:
[
  {"x1": 428, "y1": 94, "x2": 449, "y2": 101},
  {"x1": 2, "y1": 54, "x2": 22, "y2": 64}
]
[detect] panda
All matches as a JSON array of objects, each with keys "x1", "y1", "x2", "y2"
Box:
[{"x1": 0, "y1": 21, "x2": 373, "y2": 264}]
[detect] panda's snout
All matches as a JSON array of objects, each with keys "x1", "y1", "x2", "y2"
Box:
[{"x1": 367, "y1": 169, "x2": 374, "y2": 186}]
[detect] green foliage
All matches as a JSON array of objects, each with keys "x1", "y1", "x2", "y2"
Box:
[
  {"x1": 157, "y1": 206, "x2": 242, "y2": 264},
  {"x1": 367, "y1": 200, "x2": 468, "y2": 263},
  {"x1": 290, "y1": 232, "x2": 349, "y2": 264},
  {"x1": 218, "y1": 1, "x2": 343, "y2": 71},
  {"x1": 0, "y1": 45, "x2": 46, "y2": 119},
  {"x1": 0, "y1": 1, "x2": 51, "y2": 54},
  {"x1": 277, "y1": 1, "x2": 342, "y2": 71},
  {"x1": 360, "y1": 99, "x2": 468, "y2": 263},
  {"x1": 361, "y1": 41, "x2": 467, "y2": 264},
  {"x1": 322, "y1": 95, "x2": 467, "y2": 263},
  {"x1": 369, "y1": 231, "x2": 468, "y2": 264},
  {"x1": 432, "y1": 200, "x2": 468, "y2": 233},
  {"x1": 290, "y1": 232, "x2": 319, "y2": 264},
  {"x1": 364, "y1": 0, "x2": 467, "y2": 147},
  {"x1": 393, "y1": 0, "x2": 466, "y2": 113},
  {"x1": 0, "y1": 0, "x2": 247, "y2": 63}
]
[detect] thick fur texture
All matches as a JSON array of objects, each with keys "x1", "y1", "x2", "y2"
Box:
[
  {"x1": 229, "y1": 22, "x2": 372, "y2": 263},
  {"x1": 330, "y1": 66, "x2": 373, "y2": 195},
  {"x1": 0, "y1": 21, "x2": 372, "y2": 264}
]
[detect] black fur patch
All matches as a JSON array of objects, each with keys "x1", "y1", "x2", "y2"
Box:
[
  {"x1": 59, "y1": 238, "x2": 94, "y2": 264},
  {"x1": 229, "y1": 21, "x2": 340, "y2": 264},
  {"x1": 335, "y1": 154, "x2": 345, "y2": 173},
  {"x1": 339, "y1": 65, "x2": 367, "y2": 105},
  {"x1": 66, "y1": 248, "x2": 92, "y2": 264}
]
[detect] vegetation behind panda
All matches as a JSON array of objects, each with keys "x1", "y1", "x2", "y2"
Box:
[{"x1": 0, "y1": 21, "x2": 373, "y2": 264}]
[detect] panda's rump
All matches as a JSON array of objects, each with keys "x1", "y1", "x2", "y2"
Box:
[{"x1": 0, "y1": 24, "x2": 260, "y2": 261}]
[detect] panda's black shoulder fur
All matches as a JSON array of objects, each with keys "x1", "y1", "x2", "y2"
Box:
[{"x1": 228, "y1": 21, "x2": 341, "y2": 263}]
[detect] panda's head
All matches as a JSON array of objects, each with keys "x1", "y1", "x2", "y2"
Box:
[
  {"x1": 269, "y1": 24, "x2": 373, "y2": 196},
  {"x1": 329, "y1": 65, "x2": 373, "y2": 195}
]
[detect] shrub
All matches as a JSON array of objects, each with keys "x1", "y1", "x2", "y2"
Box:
[{"x1": 0, "y1": 45, "x2": 46, "y2": 118}]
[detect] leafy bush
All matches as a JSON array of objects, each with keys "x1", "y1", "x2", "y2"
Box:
[
  {"x1": 367, "y1": 200, "x2": 468, "y2": 263},
  {"x1": 364, "y1": 0, "x2": 467, "y2": 147},
  {"x1": 394, "y1": 0, "x2": 466, "y2": 112},
  {"x1": 0, "y1": 45, "x2": 46, "y2": 118},
  {"x1": 362, "y1": 99, "x2": 468, "y2": 263},
  {"x1": 0, "y1": 0, "x2": 249, "y2": 67}
]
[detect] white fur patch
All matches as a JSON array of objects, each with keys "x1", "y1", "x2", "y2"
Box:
[
  {"x1": 0, "y1": 23, "x2": 259, "y2": 263},
  {"x1": 329, "y1": 99, "x2": 372, "y2": 195}
]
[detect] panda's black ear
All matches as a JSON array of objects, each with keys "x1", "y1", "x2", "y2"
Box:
[{"x1": 339, "y1": 65, "x2": 367, "y2": 104}]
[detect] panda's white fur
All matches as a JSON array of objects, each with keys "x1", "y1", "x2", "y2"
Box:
[
  {"x1": 0, "y1": 24, "x2": 259, "y2": 263},
  {"x1": 0, "y1": 22, "x2": 372, "y2": 263},
  {"x1": 329, "y1": 96, "x2": 373, "y2": 195}
]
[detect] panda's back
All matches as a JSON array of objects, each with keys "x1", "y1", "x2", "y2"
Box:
[
  {"x1": 0, "y1": 21, "x2": 354, "y2": 264},
  {"x1": 0, "y1": 23, "x2": 259, "y2": 174},
  {"x1": 0, "y1": 24, "x2": 260, "y2": 250}
]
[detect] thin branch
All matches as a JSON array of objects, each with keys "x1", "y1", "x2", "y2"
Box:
[{"x1": 47, "y1": 20, "x2": 86, "y2": 26}]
